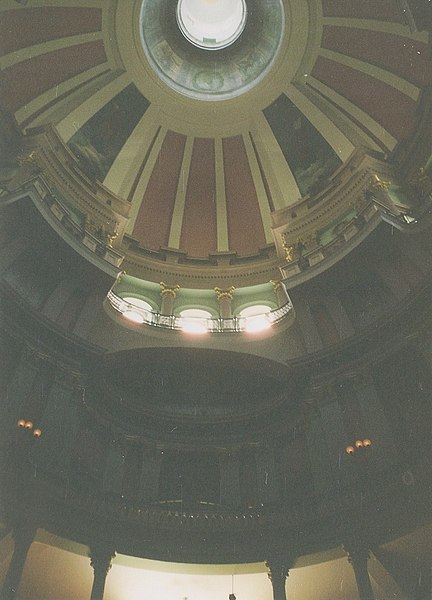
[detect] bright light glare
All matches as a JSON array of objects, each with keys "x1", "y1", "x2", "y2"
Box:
[
  {"x1": 239, "y1": 304, "x2": 272, "y2": 318},
  {"x1": 179, "y1": 318, "x2": 209, "y2": 335},
  {"x1": 243, "y1": 315, "x2": 272, "y2": 333},
  {"x1": 123, "y1": 297, "x2": 153, "y2": 312},
  {"x1": 178, "y1": 308, "x2": 212, "y2": 335},
  {"x1": 239, "y1": 304, "x2": 273, "y2": 333},
  {"x1": 123, "y1": 310, "x2": 145, "y2": 324},
  {"x1": 177, "y1": 0, "x2": 247, "y2": 50}
]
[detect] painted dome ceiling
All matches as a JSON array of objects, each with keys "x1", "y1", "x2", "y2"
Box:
[{"x1": 0, "y1": 0, "x2": 431, "y2": 263}]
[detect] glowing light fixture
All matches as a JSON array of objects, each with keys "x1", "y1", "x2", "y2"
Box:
[
  {"x1": 346, "y1": 438, "x2": 373, "y2": 455},
  {"x1": 121, "y1": 297, "x2": 153, "y2": 324},
  {"x1": 177, "y1": 0, "x2": 247, "y2": 50},
  {"x1": 239, "y1": 304, "x2": 272, "y2": 333},
  {"x1": 123, "y1": 310, "x2": 145, "y2": 324},
  {"x1": 179, "y1": 309, "x2": 211, "y2": 335},
  {"x1": 123, "y1": 297, "x2": 153, "y2": 312},
  {"x1": 17, "y1": 419, "x2": 42, "y2": 437}
]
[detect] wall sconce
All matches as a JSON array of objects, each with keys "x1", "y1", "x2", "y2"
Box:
[
  {"x1": 346, "y1": 439, "x2": 372, "y2": 455},
  {"x1": 16, "y1": 419, "x2": 42, "y2": 438}
]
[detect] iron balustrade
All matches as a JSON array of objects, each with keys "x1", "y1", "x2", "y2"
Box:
[{"x1": 107, "y1": 290, "x2": 293, "y2": 333}]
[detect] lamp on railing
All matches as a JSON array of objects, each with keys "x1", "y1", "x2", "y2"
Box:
[{"x1": 107, "y1": 289, "x2": 293, "y2": 334}]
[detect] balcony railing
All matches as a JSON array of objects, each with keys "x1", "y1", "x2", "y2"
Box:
[{"x1": 107, "y1": 289, "x2": 293, "y2": 333}]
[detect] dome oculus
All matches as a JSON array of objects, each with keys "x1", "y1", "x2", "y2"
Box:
[
  {"x1": 176, "y1": 0, "x2": 247, "y2": 50},
  {"x1": 139, "y1": 0, "x2": 285, "y2": 101}
]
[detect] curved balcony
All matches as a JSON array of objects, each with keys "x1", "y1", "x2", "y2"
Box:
[{"x1": 106, "y1": 289, "x2": 293, "y2": 334}]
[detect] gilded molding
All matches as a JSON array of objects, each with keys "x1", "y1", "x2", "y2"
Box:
[
  {"x1": 369, "y1": 173, "x2": 391, "y2": 192},
  {"x1": 159, "y1": 282, "x2": 180, "y2": 298},
  {"x1": 214, "y1": 286, "x2": 235, "y2": 301}
]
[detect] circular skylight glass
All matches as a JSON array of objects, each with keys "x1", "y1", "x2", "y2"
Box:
[{"x1": 176, "y1": 0, "x2": 247, "y2": 50}]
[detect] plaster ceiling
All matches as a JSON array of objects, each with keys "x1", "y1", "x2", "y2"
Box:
[
  {"x1": 0, "y1": 2, "x2": 431, "y2": 592},
  {"x1": 0, "y1": 0, "x2": 430, "y2": 263}
]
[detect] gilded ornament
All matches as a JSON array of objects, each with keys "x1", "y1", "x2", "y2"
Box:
[
  {"x1": 214, "y1": 286, "x2": 235, "y2": 301},
  {"x1": 17, "y1": 150, "x2": 38, "y2": 166},
  {"x1": 369, "y1": 173, "x2": 391, "y2": 191},
  {"x1": 282, "y1": 241, "x2": 296, "y2": 263},
  {"x1": 160, "y1": 282, "x2": 180, "y2": 298}
]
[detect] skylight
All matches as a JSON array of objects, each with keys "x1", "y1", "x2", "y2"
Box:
[{"x1": 176, "y1": 0, "x2": 247, "y2": 50}]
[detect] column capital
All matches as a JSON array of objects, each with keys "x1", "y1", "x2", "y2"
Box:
[
  {"x1": 344, "y1": 541, "x2": 375, "y2": 600},
  {"x1": 344, "y1": 542, "x2": 370, "y2": 564},
  {"x1": 89, "y1": 546, "x2": 116, "y2": 576},
  {"x1": 11, "y1": 522, "x2": 37, "y2": 549},
  {"x1": 214, "y1": 286, "x2": 235, "y2": 301},
  {"x1": 265, "y1": 555, "x2": 295, "y2": 600},
  {"x1": 160, "y1": 282, "x2": 180, "y2": 298},
  {"x1": 369, "y1": 173, "x2": 391, "y2": 192},
  {"x1": 0, "y1": 523, "x2": 37, "y2": 600},
  {"x1": 266, "y1": 560, "x2": 290, "y2": 582},
  {"x1": 270, "y1": 280, "x2": 283, "y2": 292}
]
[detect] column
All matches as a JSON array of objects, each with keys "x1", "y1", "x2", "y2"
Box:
[
  {"x1": 0, "y1": 523, "x2": 37, "y2": 600},
  {"x1": 139, "y1": 447, "x2": 162, "y2": 503},
  {"x1": 256, "y1": 448, "x2": 279, "y2": 504},
  {"x1": 345, "y1": 544, "x2": 375, "y2": 600},
  {"x1": 266, "y1": 559, "x2": 290, "y2": 600},
  {"x1": 159, "y1": 282, "x2": 179, "y2": 316},
  {"x1": 219, "y1": 452, "x2": 241, "y2": 506},
  {"x1": 89, "y1": 546, "x2": 116, "y2": 600},
  {"x1": 214, "y1": 287, "x2": 235, "y2": 318},
  {"x1": 271, "y1": 280, "x2": 290, "y2": 307}
]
